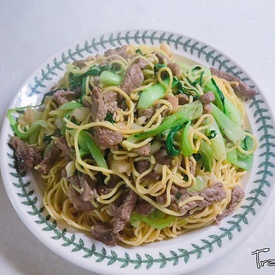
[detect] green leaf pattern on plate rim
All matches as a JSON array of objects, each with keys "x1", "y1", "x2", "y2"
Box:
[{"x1": 5, "y1": 30, "x2": 275, "y2": 272}]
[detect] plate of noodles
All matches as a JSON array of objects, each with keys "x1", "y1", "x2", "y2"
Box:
[{"x1": 1, "y1": 30, "x2": 275, "y2": 274}]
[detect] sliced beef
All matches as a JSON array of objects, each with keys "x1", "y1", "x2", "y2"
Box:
[
  {"x1": 52, "y1": 90, "x2": 77, "y2": 105},
  {"x1": 203, "y1": 104, "x2": 213, "y2": 114},
  {"x1": 143, "y1": 169, "x2": 161, "y2": 181},
  {"x1": 38, "y1": 136, "x2": 72, "y2": 175},
  {"x1": 155, "y1": 52, "x2": 181, "y2": 77},
  {"x1": 135, "y1": 160, "x2": 150, "y2": 174},
  {"x1": 38, "y1": 142, "x2": 61, "y2": 175},
  {"x1": 132, "y1": 143, "x2": 151, "y2": 157},
  {"x1": 108, "y1": 174, "x2": 122, "y2": 186},
  {"x1": 199, "y1": 92, "x2": 215, "y2": 104},
  {"x1": 79, "y1": 174, "x2": 98, "y2": 202},
  {"x1": 135, "y1": 200, "x2": 155, "y2": 215},
  {"x1": 138, "y1": 106, "x2": 155, "y2": 120},
  {"x1": 97, "y1": 184, "x2": 113, "y2": 196},
  {"x1": 73, "y1": 56, "x2": 93, "y2": 68},
  {"x1": 95, "y1": 167, "x2": 119, "y2": 196},
  {"x1": 9, "y1": 136, "x2": 42, "y2": 170},
  {"x1": 176, "y1": 182, "x2": 227, "y2": 216},
  {"x1": 67, "y1": 184, "x2": 95, "y2": 211},
  {"x1": 165, "y1": 94, "x2": 179, "y2": 110},
  {"x1": 216, "y1": 186, "x2": 245, "y2": 223},
  {"x1": 177, "y1": 94, "x2": 189, "y2": 105},
  {"x1": 109, "y1": 189, "x2": 137, "y2": 233},
  {"x1": 120, "y1": 63, "x2": 144, "y2": 95},
  {"x1": 91, "y1": 223, "x2": 117, "y2": 246},
  {"x1": 198, "y1": 182, "x2": 227, "y2": 203},
  {"x1": 73, "y1": 59, "x2": 87, "y2": 69},
  {"x1": 93, "y1": 126, "x2": 123, "y2": 149},
  {"x1": 90, "y1": 87, "x2": 122, "y2": 149},
  {"x1": 65, "y1": 171, "x2": 98, "y2": 202},
  {"x1": 55, "y1": 136, "x2": 74, "y2": 160},
  {"x1": 90, "y1": 87, "x2": 118, "y2": 122},
  {"x1": 104, "y1": 45, "x2": 130, "y2": 60},
  {"x1": 154, "y1": 148, "x2": 173, "y2": 166},
  {"x1": 134, "y1": 57, "x2": 150, "y2": 69},
  {"x1": 199, "y1": 92, "x2": 215, "y2": 114},
  {"x1": 210, "y1": 67, "x2": 256, "y2": 100},
  {"x1": 157, "y1": 185, "x2": 187, "y2": 205}
]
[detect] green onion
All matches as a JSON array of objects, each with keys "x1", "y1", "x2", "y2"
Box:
[
  {"x1": 99, "y1": 71, "x2": 122, "y2": 86},
  {"x1": 130, "y1": 209, "x2": 176, "y2": 229},
  {"x1": 180, "y1": 120, "x2": 194, "y2": 157},
  {"x1": 137, "y1": 82, "x2": 167, "y2": 110},
  {"x1": 199, "y1": 140, "x2": 213, "y2": 172},
  {"x1": 188, "y1": 175, "x2": 208, "y2": 192},
  {"x1": 58, "y1": 101, "x2": 83, "y2": 111},
  {"x1": 211, "y1": 104, "x2": 245, "y2": 142},
  {"x1": 205, "y1": 117, "x2": 226, "y2": 161},
  {"x1": 69, "y1": 64, "x2": 116, "y2": 89},
  {"x1": 204, "y1": 78, "x2": 225, "y2": 113},
  {"x1": 227, "y1": 149, "x2": 253, "y2": 170},
  {"x1": 7, "y1": 108, "x2": 47, "y2": 143},
  {"x1": 224, "y1": 98, "x2": 242, "y2": 127},
  {"x1": 166, "y1": 125, "x2": 183, "y2": 156},
  {"x1": 78, "y1": 131, "x2": 107, "y2": 168},
  {"x1": 128, "y1": 100, "x2": 203, "y2": 143}
]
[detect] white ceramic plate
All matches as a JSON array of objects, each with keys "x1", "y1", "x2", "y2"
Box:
[{"x1": 1, "y1": 30, "x2": 275, "y2": 275}]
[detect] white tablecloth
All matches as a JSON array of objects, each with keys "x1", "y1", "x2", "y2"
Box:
[{"x1": 1, "y1": 0, "x2": 275, "y2": 274}]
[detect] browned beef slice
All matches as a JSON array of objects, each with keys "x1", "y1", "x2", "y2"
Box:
[
  {"x1": 138, "y1": 106, "x2": 155, "y2": 120},
  {"x1": 167, "y1": 62, "x2": 181, "y2": 77},
  {"x1": 109, "y1": 190, "x2": 137, "y2": 234},
  {"x1": 177, "y1": 94, "x2": 189, "y2": 105},
  {"x1": 104, "y1": 45, "x2": 130, "y2": 59},
  {"x1": 165, "y1": 94, "x2": 179, "y2": 110},
  {"x1": 132, "y1": 143, "x2": 151, "y2": 157},
  {"x1": 157, "y1": 185, "x2": 187, "y2": 205},
  {"x1": 134, "y1": 57, "x2": 150, "y2": 69},
  {"x1": 97, "y1": 184, "x2": 113, "y2": 196},
  {"x1": 168, "y1": 183, "x2": 226, "y2": 216},
  {"x1": 90, "y1": 87, "x2": 118, "y2": 122},
  {"x1": 9, "y1": 136, "x2": 42, "y2": 170},
  {"x1": 67, "y1": 184, "x2": 95, "y2": 211},
  {"x1": 155, "y1": 52, "x2": 181, "y2": 77},
  {"x1": 135, "y1": 200, "x2": 155, "y2": 215},
  {"x1": 199, "y1": 92, "x2": 215, "y2": 114},
  {"x1": 97, "y1": 174, "x2": 121, "y2": 195},
  {"x1": 80, "y1": 174, "x2": 98, "y2": 201},
  {"x1": 90, "y1": 87, "x2": 122, "y2": 149},
  {"x1": 203, "y1": 104, "x2": 213, "y2": 114},
  {"x1": 93, "y1": 126, "x2": 123, "y2": 149},
  {"x1": 199, "y1": 92, "x2": 215, "y2": 104},
  {"x1": 216, "y1": 186, "x2": 245, "y2": 223},
  {"x1": 210, "y1": 67, "x2": 256, "y2": 100},
  {"x1": 91, "y1": 223, "x2": 117, "y2": 246},
  {"x1": 38, "y1": 142, "x2": 61, "y2": 175},
  {"x1": 55, "y1": 136, "x2": 74, "y2": 160},
  {"x1": 154, "y1": 148, "x2": 173, "y2": 166},
  {"x1": 52, "y1": 90, "x2": 77, "y2": 105},
  {"x1": 135, "y1": 160, "x2": 150, "y2": 174},
  {"x1": 73, "y1": 59, "x2": 88, "y2": 69},
  {"x1": 177, "y1": 182, "x2": 227, "y2": 216},
  {"x1": 197, "y1": 182, "x2": 227, "y2": 203},
  {"x1": 65, "y1": 170, "x2": 98, "y2": 202},
  {"x1": 120, "y1": 64, "x2": 144, "y2": 95}
]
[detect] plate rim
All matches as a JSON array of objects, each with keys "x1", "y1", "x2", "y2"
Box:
[{"x1": 1, "y1": 29, "x2": 275, "y2": 275}]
